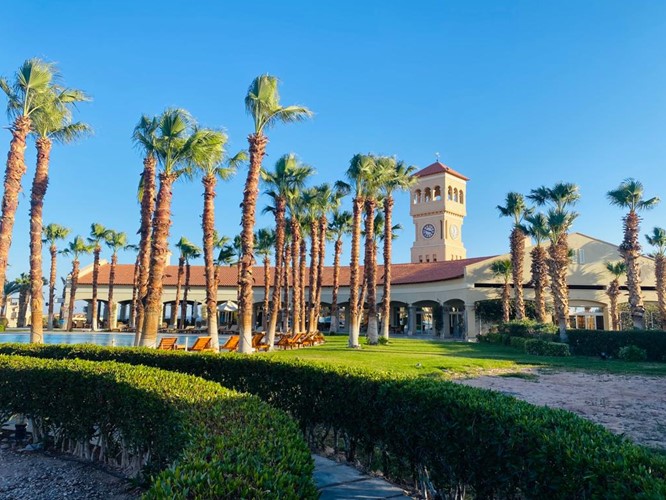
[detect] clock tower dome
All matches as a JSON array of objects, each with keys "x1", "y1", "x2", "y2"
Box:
[{"x1": 409, "y1": 160, "x2": 468, "y2": 263}]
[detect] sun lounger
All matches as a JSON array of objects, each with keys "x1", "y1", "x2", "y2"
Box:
[
  {"x1": 189, "y1": 336, "x2": 214, "y2": 352},
  {"x1": 221, "y1": 335, "x2": 239, "y2": 352},
  {"x1": 252, "y1": 333, "x2": 270, "y2": 352},
  {"x1": 157, "y1": 337, "x2": 178, "y2": 350}
]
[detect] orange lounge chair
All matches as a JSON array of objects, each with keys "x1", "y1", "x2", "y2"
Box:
[
  {"x1": 189, "y1": 336, "x2": 214, "y2": 352},
  {"x1": 251, "y1": 333, "x2": 270, "y2": 352},
  {"x1": 221, "y1": 335, "x2": 239, "y2": 352},
  {"x1": 157, "y1": 337, "x2": 178, "y2": 350}
]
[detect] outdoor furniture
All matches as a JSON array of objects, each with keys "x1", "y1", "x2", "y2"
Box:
[
  {"x1": 157, "y1": 337, "x2": 178, "y2": 350},
  {"x1": 221, "y1": 335, "x2": 239, "y2": 352},
  {"x1": 252, "y1": 333, "x2": 270, "y2": 352},
  {"x1": 189, "y1": 336, "x2": 214, "y2": 352}
]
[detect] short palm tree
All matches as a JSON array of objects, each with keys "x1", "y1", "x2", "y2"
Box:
[
  {"x1": 181, "y1": 240, "x2": 202, "y2": 329},
  {"x1": 522, "y1": 213, "x2": 550, "y2": 323},
  {"x1": 172, "y1": 236, "x2": 190, "y2": 329},
  {"x1": 239, "y1": 75, "x2": 312, "y2": 353},
  {"x1": 62, "y1": 236, "x2": 92, "y2": 331},
  {"x1": 605, "y1": 260, "x2": 627, "y2": 331},
  {"x1": 2, "y1": 279, "x2": 21, "y2": 318},
  {"x1": 105, "y1": 231, "x2": 134, "y2": 330},
  {"x1": 646, "y1": 227, "x2": 666, "y2": 328},
  {"x1": 607, "y1": 179, "x2": 659, "y2": 329},
  {"x1": 42, "y1": 223, "x2": 71, "y2": 329},
  {"x1": 256, "y1": 228, "x2": 276, "y2": 332},
  {"x1": 497, "y1": 192, "x2": 532, "y2": 320},
  {"x1": 328, "y1": 209, "x2": 352, "y2": 333},
  {"x1": 14, "y1": 273, "x2": 32, "y2": 328},
  {"x1": 88, "y1": 223, "x2": 111, "y2": 331},
  {"x1": 491, "y1": 259, "x2": 513, "y2": 322}
]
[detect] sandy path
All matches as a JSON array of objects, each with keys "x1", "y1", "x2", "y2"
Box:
[{"x1": 456, "y1": 369, "x2": 666, "y2": 450}]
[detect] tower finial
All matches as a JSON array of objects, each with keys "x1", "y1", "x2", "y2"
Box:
[{"x1": 435, "y1": 151, "x2": 440, "y2": 162}]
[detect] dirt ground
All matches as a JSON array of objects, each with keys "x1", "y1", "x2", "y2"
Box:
[{"x1": 456, "y1": 369, "x2": 666, "y2": 451}]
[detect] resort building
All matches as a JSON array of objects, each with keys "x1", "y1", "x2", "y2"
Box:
[{"x1": 65, "y1": 161, "x2": 658, "y2": 337}]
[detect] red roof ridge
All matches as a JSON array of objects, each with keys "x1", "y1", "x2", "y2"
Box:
[{"x1": 413, "y1": 161, "x2": 469, "y2": 181}]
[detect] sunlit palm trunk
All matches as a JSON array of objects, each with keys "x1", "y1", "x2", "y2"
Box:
[
  {"x1": 501, "y1": 277, "x2": 511, "y2": 322},
  {"x1": 202, "y1": 175, "x2": 220, "y2": 348},
  {"x1": 299, "y1": 237, "x2": 307, "y2": 332},
  {"x1": 348, "y1": 197, "x2": 363, "y2": 347},
  {"x1": 18, "y1": 290, "x2": 29, "y2": 328},
  {"x1": 621, "y1": 211, "x2": 645, "y2": 329},
  {"x1": 66, "y1": 260, "x2": 80, "y2": 331},
  {"x1": 48, "y1": 245, "x2": 58, "y2": 329},
  {"x1": 530, "y1": 245, "x2": 549, "y2": 323},
  {"x1": 364, "y1": 199, "x2": 378, "y2": 344},
  {"x1": 239, "y1": 133, "x2": 268, "y2": 353},
  {"x1": 90, "y1": 244, "x2": 102, "y2": 331},
  {"x1": 548, "y1": 235, "x2": 570, "y2": 341},
  {"x1": 290, "y1": 220, "x2": 301, "y2": 333},
  {"x1": 182, "y1": 262, "x2": 191, "y2": 328},
  {"x1": 172, "y1": 257, "x2": 184, "y2": 329},
  {"x1": 140, "y1": 173, "x2": 176, "y2": 347},
  {"x1": 511, "y1": 227, "x2": 526, "y2": 319},
  {"x1": 606, "y1": 279, "x2": 620, "y2": 331},
  {"x1": 135, "y1": 155, "x2": 156, "y2": 343},
  {"x1": 307, "y1": 223, "x2": 319, "y2": 333},
  {"x1": 330, "y1": 239, "x2": 342, "y2": 334},
  {"x1": 282, "y1": 241, "x2": 290, "y2": 333},
  {"x1": 130, "y1": 254, "x2": 140, "y2": 330},
  {"x1": 315, "y1": 216, "x2": 327, "y2": 332},
  {"x1": 262, "y1": 256, "x2": 270, "y2": 331},
  {"x1": 266, "y1": 198, "x2": 285, "y2": 349},
  {"x1": 108, "y1": 253, "x2": 118, "y2": 329},
  {"x1": 655, "y1": 255, "x2": 666, "y2": 329},
  {"x1": 0, "y1": 116, "x2": 31, "y2": 316},
  {"x1": 29, "y1": 137, "x2": 51, "y2": 342},
  {"x1": 381, "y1": 196, "x2": 394, "y2": 340}
]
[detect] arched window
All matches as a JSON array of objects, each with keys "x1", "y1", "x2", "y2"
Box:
[
  {"x1": 413, "y1": 189, "x2": 421, "y2": 204},
  {"x1": 447, "y1": 186, "x2": 452, "y2": 200},
  {"x1": 453, "y1": 188, "x2": 458, "y2": 202},
  {"x1": 424, "y1": 187, "x2": 432, "y2": 202},
  {"x1": 434, "y1": 186, "x2": 441, "y2": 201},
  {"x1": 459, "y1": 190, "x2": 464, "y2": 204}
]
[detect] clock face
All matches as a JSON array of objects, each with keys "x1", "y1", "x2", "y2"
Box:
[
  {"x1": 449, "y1": 224, "x2": 459, "y2": 239},
  {"x1": 422, "y1": 223, "x2": 436, "y2": 239}
]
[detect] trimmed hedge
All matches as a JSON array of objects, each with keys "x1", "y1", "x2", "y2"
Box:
[
  {"x1": 1, "y1": 344, "x2": 665, "y2": 498},
  {"x1": 509, "y1": 336, "x2": 529, "y2": 350},
  {"x1": 568, "y1": 329, "x2": 666, "y2": 361},
  {"x1": 619, "y1": 345, "x2": 648, "y2": 362},
  {"x1": 0, "y1": 354, "x2": 316, "y2": 499},
  {"x1": 497, "y1": 319, "x2": 558, "y2": 338},
  {"x1": 524, "y1": 339, "x2": 571, "y2": 357}
]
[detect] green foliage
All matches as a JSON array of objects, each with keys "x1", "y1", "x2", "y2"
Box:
[
  {"x1": 524, "y1": 339, "x2": 571, "y2": 357},
  {"x1": 568, "y1": 329, "x2": 666, "y2": 361},
  {"x1": 476, "y1": 332, "x2": 505, "y2": 344},
  {"x1": 509, "y1": 336, "x2": 528, "y2": 350},
  {"x1": 0, "y1": 354, "x2": 316, "y2": 499},
  {"x1": 618, "y1": 345, "x2": 648, "y2": 362},
  {"x1": 377, "y1": 336, "x2": 390, "y2": 345},
  {"x1": 497, "y1": 319, "x2": 558, "y2": 338},
  {"x1": 1, "y1": 344, "x2": 664, "y2": 498},
  {"x1": 475, "y1": 299, "x2": 545, "y2": 323}
]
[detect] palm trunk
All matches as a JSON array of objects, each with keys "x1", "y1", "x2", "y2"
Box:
[
  {"x1": 299, "y1": 236, "x2": 307, "y2": 333},
  {"x1": 364, "y1": 199, "x2": 379, "y2": 344},
  {"x1": 348, "y1": 196, "x2": 363, "y2": 347},
  {"x1": 173, "y1": 257, "x2": 184, "y2": 329},
  {"x1": 307, "y1": 222, "x2": 319, "y2": 333},
  {"x1": 48, "y1": 245, "x2": 57, "y2": 329},
  {"x1": 134, "y1": 155, "x2": 156, "y2": 343},
  {"x1": 655, "y1": 255, "x2": 666, "y2": 329},
  {"x1": 531, "y1": 245, "x2": 549, "y2": 323},
  {"x1": 263, "y1": 256, "x2": 270, "y2": 332},
  {"x1": 182, "y1": 261, "x2": 191, "y2": 328},
  {"x1": 549, "y1": 234, "x2": 570, "y2": 341},
  {"x1": 18, "y1": 289, "x2": 28, "y2": 328},
  {"x1": 29, "y1": 137, "x2": 51, "y2": 342},
  {"x1": 621, "y1": 211, "x2": 645, "y2": 329},
  {"x1": 330, "y1": 238, "x2": 342, "y2": 333},
  {"x1": 202, "y1": 175, "x2": 220, "y2": 348},
  {"x1": 607, "y1": 279, "x2": 620, "y2": 331},
  {"x1": 381, "y1": 196, "x2": 394, "y2": 340},
  {"x1": 511, "y1": 227, "x2": 526, "y2": 320},
  {"x1": 140, "y1": 173, "x2": 176, "y2": 347},
  {"x1": 91, "y1": 245, "x2": 101, "y2": 331},
  {"x1": 502, "y1": 278, "x2": 510, "y2": 322},
  {"x1": 314, "y1": 216, "x2": 327, "y2": 332},
  {"x1": 282, "y1": 240, "x2": 290, "y2": 333},
  {"x1": 291, "y1": 220, "x2": 301, "y2": 333},
  {"x1": 0, "y1": 116, "x2": 31, "y2": 316},
  {"x1": 266, "y1": 197, "x2": 285, "y2": 349},
  {"x1": 108, "y1": 253, "x2": 117, "y2": 329},
  {"x1": 239, "y1": 132, "x2": 268, "y2": 353},
  {"x1": 130, "y1": 254, "x2": 140, "y2": 330},
  {"x1": 67, "y1": 260, "x2": 80, "y2": 331}
]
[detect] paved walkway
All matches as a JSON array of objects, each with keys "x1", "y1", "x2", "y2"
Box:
[{"x1": 313, "y1": 454, "x2": 412, "y2": 499}]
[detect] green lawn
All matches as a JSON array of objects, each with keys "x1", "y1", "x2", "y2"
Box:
[{"x1": 268, "y1": 335, "x2": 666, "y2": 379}]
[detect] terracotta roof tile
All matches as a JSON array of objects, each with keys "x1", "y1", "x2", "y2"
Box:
[{"x1": 414, "y1": 161, "x2": 469, "y2": 181}]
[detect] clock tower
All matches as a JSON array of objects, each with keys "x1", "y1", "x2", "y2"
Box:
[{"x1": 409, "y1": 160, "x2": 468, "y2": 263}]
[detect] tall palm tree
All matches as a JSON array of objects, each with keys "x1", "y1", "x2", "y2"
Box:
[
  {"x1": 62, "y1": 236, "x2": 92, "y2": 331},
  {"x1": 646, "y1": 227, "x2": 666, "y2": 329},
  {"x1": 328, "y1": 209, "x2": 352, "y2": 333},
  {"x1": 172, "y1": 236, "x2": 189, "y2": 329},
  {"x1": 181, "y1": 240, "x2": 202, "y2": 329},
  {"x1": 132, "y1": 115, "x2": 160, "y2": 342},
  {"x1": 286, "y1": 190, "x2": 307, "y2": 334},
  {"x1": 303, "y1": 186, "x2": 324, "y2": 333},
  {"x1": 528, "y1": 183, "x2": 580, "y2": 341},
  {"x1": 105, "y1": 231, "x2": 134, "y2": 330},
  {"x1": 605, "y1": 260, "x2": 627, "y2": 331},
  {"x1": 256, "y1": 228, "x2": 276, "y2": 332},
  {"x1": 239, "y1": 75, "x2": 312, "y2": 353},
  {"x1": 497, "y1": 192, "x2": 532, "y2": 320},
  {"x1": 29, "y1": 95, "x2": 90, "y2": 342},
  {"x1": 607, "y1": 179, "x2": 659, "y2": 330},
  {"x1": 377, "y1": 156, "x2": 416, "y2": 340},
  {"x1": 43, "y1": 224, "x2": 71, "y2": 329},
  {"x1": 15, "y1": 273, "x2": 32, "y2": 328},
  {"x1": 0, "y1": 59, "x2": 58, "y2": 316},
  {"x1": 87, "y1": 223, "x2": 110, "y2": 331},
  {"x1": 522, "y1": 213, "x2": 550, "y2": 323},
  {"x1": 261, "y1": 153, "x2": 313, "y2": 347},
  {"x1": 140, "y1": 109, "x2": 224, "y2": 347},
  {"x1": 491, "y1": 259, "x2": 513, "y2": 322}
]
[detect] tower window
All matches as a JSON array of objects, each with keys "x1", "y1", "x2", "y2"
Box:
[
  {"x1": 447, "y1": 186, "x2": 452, "y2": 200},
  {"x1": 424, "y1": 187, "x2": 431, "y2": 202},
  {"x1": 433, "y1": 255, "x2": 437, "y2": 262},
  {"x1": 419, "y1": 255, "x2": 423, "y2": 263},
  {"x1": 434, "y1": 186, "x2": 441, "y2": 200},
  {"x1": 413, "y1": 189, "x2": 421, "y2": 204},
  {"x1": 454, "y1": 188, "x2": 459, "y2": 202},
  {"x1": 459, "y1": 190, "x2": 464, "y2": 204},
  {"x1": 426, "y1": 255, "x2": 430, "y2": 262}
]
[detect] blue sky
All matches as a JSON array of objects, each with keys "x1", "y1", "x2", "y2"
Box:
[{"x1": 2, "y1": 1, "x2": 666, "y2": 282}]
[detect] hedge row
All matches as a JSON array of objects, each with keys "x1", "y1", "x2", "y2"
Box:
[
  {"x1": 568, "y1": 329, "x2": 666, "y2": 361},
  {"x1": 0, "y1": 354, "x2": 317, "y2": 499},
  {"x1": 524, "y1": 339, "x2": 570, "y2": 357}
]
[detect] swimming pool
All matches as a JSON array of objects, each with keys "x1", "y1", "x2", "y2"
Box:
[{"x1": 0, "y1": 332, "x2": 230, "y2": 348}]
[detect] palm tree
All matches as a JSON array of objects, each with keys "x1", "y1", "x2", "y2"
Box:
[
  {"x1": 172, "y1": 237, "x2": 189, "y2": 329},
  {"x1": 140, "y1": 109, "x2": 224, "y2": 347},
  {"x1": 646, "y1": 227, "x2": 666, "y2": 329},
  {"x1": 607, "y1": 179, "x2": 659, "y2": 330},
  {"x1": 181, "y1": 240, "x2": 202, "y2": 329},
  {"x1": 29, "y1": 100, "x2": 90, "y2": 342},
  {"x1": 605, "y1": 261, "x2": 627, "y2": 331},
  {"x1": 328, "y1": 210, "x2": 352, "y2": 333},
  {"x1": 62, "y1": 236, "x2": 92, "y2": 331},
  {"x1": 522, "y1": 213, "x2": 550, "y2": 323},
  {"x1": 528, "y1": 183, "x2": 580, "y2": 341},
  {"x1": 261, "y1": 153, "x2": 313, "y2": 347},
  {"x1": 239, "y1": 75, "x2": 312, "y2": 354},
  {"x1": 256, "y1": 228, "x2": 276, "y2": 333},
  {"x1": 0, "y1": 59, "x2": 58, "y2": 316},
  {"x1": 497, "y1": 192, "x2": 532, "y2": 320},
  {"x1": 43, "y1": 224, "x2": 71, "y2": 329},
  {"x1": 491, "y1": 259, "x2": 513, "y2": 322},
  {"x1": 132, "y1": 115, "x2": 160, "y2": 341},
  {"x1": 105, "y1": 231, "x2": 134, "y2": 330},
  {"x1": 2, "y1": 279, "x2": 21, "y2": 319},
  {"x1": 377, "y1": 156, "x2": 416, "y2": 340},
  {"x1": 88, "y1": 223, "x2": 111, "y2": 331},
  {"x1": 286, "y1": 189, "x2": 307, "y2": 334},
  {"x1": 302, "y1": 186, "x2": 325, "y2": 333}
]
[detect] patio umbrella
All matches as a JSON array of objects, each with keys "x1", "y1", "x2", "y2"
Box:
[{"x1": 217, "y1": 301, "x2": 238, "y2": 312}]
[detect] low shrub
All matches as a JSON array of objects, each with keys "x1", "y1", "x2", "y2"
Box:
[
  {"x1": 509, "y1": 336, "x2": 528, "y2": 350},
  {"x1": 618, "y1": 345, "x2": 648, "y2": 362},
  {"x1": 497, "y1": 319, "x2": 558, "y2": 338},
  {"x1": 0, "y1": 354, "x2": 316, "y2": 499},
  {"x1": 476, "y1": 332, "x2": 505, "y2": 344},
  {"x1": 568, "y1": 329, "x2": 666, "y2": 361},
  {"x1": 0, "y1": 343, "x2": 664, "y2": 498},
  {"x1": 525, "y1": 339, "x2": 570, "y2": 357}
]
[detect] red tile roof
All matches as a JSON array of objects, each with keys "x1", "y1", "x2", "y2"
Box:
[
  {"x1": 413, "y1": 161, "x2": 469, "y2": 181},
  {"x1": 78, "y1": 256, "x2": 492, "y2": 288}
]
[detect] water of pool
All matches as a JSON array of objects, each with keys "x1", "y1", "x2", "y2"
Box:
[{"x1": 0, "y1": 332, "x2": 230, "y2": 348}]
